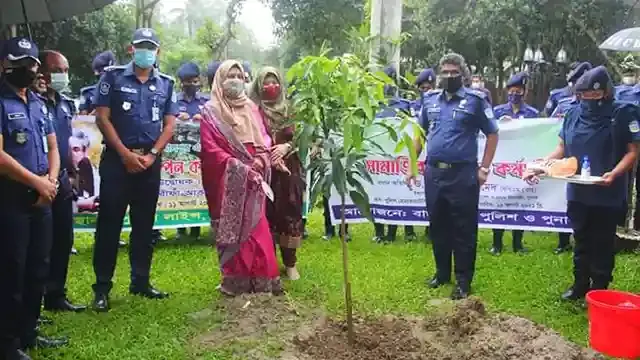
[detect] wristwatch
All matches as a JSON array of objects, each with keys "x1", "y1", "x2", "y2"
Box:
[{"x1": 150, "y1": 148, "x2": 160, "y2": 156}]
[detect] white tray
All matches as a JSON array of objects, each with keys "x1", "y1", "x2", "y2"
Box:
[{"x1": 551, "y1": 175, "x2": 603, "y2": 185}]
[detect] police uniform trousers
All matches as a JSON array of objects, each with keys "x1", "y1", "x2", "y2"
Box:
[
  {"x1": 323, "y1": 196, "x2": 348, "y2": 236},
  {"x1": 0, "y1": 180, "x2": 53, "y2": 353},
  {"x1": 92, "y1": 148, "x2": 161, "y2": 295},
  {"x1": 44, "y1": 171, "x2": 74, "y2": 303},
  {"x1": 425, "y1": 162, "x2": 479, "y2": 287},
  {"x1": 567, "y1": 201, "x2": 620, "y2": 289}
]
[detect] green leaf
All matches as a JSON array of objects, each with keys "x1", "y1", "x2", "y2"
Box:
[
  {"x1": 403, "y1": 132, "x2": 418, "y2": 176},
  {"x1": 349, "y1": 190, "x2": 372, "y2": 222},
  {"x1": 332, "y1": 156, "x2": 347, "y2": 196}
]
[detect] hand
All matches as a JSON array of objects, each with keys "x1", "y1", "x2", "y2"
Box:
[
  {"x1": 405, "y1": 174, "x2": 418, "y2": 190},
  {"x1": 270, "y1": 144, "x2": 290, "y2": 163},
  {"x1": 34, "y1": 196, "x2": 52, "y2": 207},
  {"x1": 34, "y1": 176, "x2": 57, "y2": 203},
  {"x1": 192, "y1": 114, "x2": 203, "y2": 122},
  {"x1": 499, "y1": 115, "x2": 513, "y2": 122},
  {"x1": 597, "y1": 172, "x2": 616, "y2": 186},
  {"x1": 522, "y1": 168, "x2": 541, "y2": 182},
  {"x1": 274, "y1": 159, "x2": 291, "y2": 175},
  {"x1": 252, "y1": 157, "x2": 264, "y2": 172},
  {"x1": 248, "y1": 169, "x2": 263, "y2": 185},
  {"x1": 140, "y1": 154, "x2": 157, "y2": 169},
  {"x1": 478, "y1": 168, "x2": 489, "y2": 185},
  {"x1": 121, "y1": 151, "x2": 146, "y2": 173},
  {"x1": 178, "y1": 112, "x2": 190, "y2": 121}
]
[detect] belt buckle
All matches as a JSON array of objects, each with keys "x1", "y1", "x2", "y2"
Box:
[
  {"x1": 437, "y1": 162, "x2": 451, "y2": 169},
  {"x1": 131, "y1": 148, "x2": 145, "y2": 155}
]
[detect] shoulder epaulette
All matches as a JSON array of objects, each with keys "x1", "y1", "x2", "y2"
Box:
[
  {"x1": 425, "y1": 89, "x2": 442, "y2": 96},
  {"x1": 466, "y1": 88, "x2": 486, "y2": 99},
  {"x1": 103, "y1": 65, "x2": 125, "y2": 73},
  {"x1": 80, "y1": 85, "x2": 96, "y2": 93},
  {"x1": 158, "y1": 72, "x2": 175, "y2": 82}
]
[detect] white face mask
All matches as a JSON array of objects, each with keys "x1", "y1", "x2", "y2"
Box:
[
  {"x1": 50, "y1": 72, "x2": 69, "y2": 92},
  {"x1": 622, "y1": 76, "x2": 636, "y2": 85},
  {"x1": 471, "y1": 81, "x2": 484, "y2": 89}
]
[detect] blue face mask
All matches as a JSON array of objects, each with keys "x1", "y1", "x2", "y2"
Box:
[
  {"x1": 580, "y1": 99, "x2": 603, "y2": 115},
  {"x1": 507, "y1": 94, "x2": 523, "y2": 104},
  {"x1": 133, "y1": 49, "x2": 157, "y2": 69}
]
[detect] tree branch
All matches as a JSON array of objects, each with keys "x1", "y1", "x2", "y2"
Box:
[{"x1": 210, "y1": 0, "x2": 245, "y2": 58}]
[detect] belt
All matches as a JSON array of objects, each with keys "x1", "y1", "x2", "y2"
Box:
[
  {"x1": 105, "y1": 145, "x2": 153, "y2": 156},
  {"x1": 428, "y1": 160, "x2": 473, "y2": 169}
]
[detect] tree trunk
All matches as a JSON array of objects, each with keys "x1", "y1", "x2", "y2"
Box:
[{"x1": 340, "y1": 197, "x2": 354, "y2": 345}]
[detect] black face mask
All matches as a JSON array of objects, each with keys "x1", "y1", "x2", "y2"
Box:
[
  {"x1": 4, "y1": 67, "x2": 37, "y2": 89},
  {"x1": 441, "y1": 75, "x2": 463, "y2": 93},
  {"x1": 183, "y1": 84, "x2": 200, "y2": 96}
]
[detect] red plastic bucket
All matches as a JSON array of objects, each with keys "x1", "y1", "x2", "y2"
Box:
[{"x1": 586, "y1": 290, "x2": 640, "y2": 359}]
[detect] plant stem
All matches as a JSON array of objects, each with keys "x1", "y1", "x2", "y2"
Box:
[{"x1": 340, "y1": 197, "x2": 355, "y2": 345}]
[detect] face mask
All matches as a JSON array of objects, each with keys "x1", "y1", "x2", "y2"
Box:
[
  {"x1": 507, "y1": 94, "x2": 523, "y2": 104},
  {"x1": 183, "y1": 84, "x2": 200, "y2": 96},
  {"x1": 471, "y1": 81, "x2": 483, "y2": 89},
  {"x1": 50, "y1": 72, "x2": 69, "y2": 92},
  {"x1": 133, "y1": 49, "x2": 157, "y2": 69},
  {"x1": 222, "y1": 78, "x2": 245, "y2": 99},
  {"x1": 4, "y1": 66, "x2": 37, "y2": 89},
  {"x1": 441, "y1": 75, "x2": 463, "y2": 93},
  {"x1": 262, "y1": 83, "x2": 281, "y2": 101},
  {"x1": 622, "y1": 76, "x2": 636, "y2": 85},
  {"x1": 580, "y1": 99, "x2": 604, "y2": 115}
]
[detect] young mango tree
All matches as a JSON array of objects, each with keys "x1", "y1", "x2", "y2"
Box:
[{"x1": 286, "y1": 51, "x2": 422, "y2": 344}]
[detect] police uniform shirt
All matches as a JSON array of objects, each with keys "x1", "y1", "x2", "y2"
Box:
[
  {"x1": 0, "y1": 82, "x2": 54, "y2": 175},
  {"x1": 39, "y1": 93, "x2": 75, "y2": 170},
  {"x1": 550, "y1": 97, "x2": 578, "y2": 118},
  {"x1": 177, "y1": 92, "x2": 209, "y2": 118},
  {"x1": 378, "y1": 97, "x2": 412, "y2": 119},
  {"x1": 421, "y1": 87, "x2": 498, "y2": 163},
  {"x1": 544, "y1": 86, "x2": 572, "y2": 115},
  {"x1": 560, "y1": 102, "x2": 640, "y2": 207},
  {"x1": 493, "y1": 102, "x2": 539, "y2": 119},
  {"x1": 78, "y1": 84, "x2": 97, "y2": 113},
  {"x1": 95, "y1": 62, "x2": 179, "y2": 147},
  {"x1": 616, "y1": 84, "x2": 640, "y2": 105}
]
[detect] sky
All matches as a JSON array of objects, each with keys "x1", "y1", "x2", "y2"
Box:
[{"x1": 161, "y1": 0, "x2": 276, "y2": 49}]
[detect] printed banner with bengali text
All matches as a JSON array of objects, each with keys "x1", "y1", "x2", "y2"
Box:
[
  {"x1": 71, "y1": 116, "x2": 209, "y2": 232},
  {"x1": 329, "y1": 117, "x2": 572, "y2": 232}
]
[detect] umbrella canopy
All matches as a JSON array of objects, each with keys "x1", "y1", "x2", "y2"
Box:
[
  {"x1": 600, "y1": 27, "x2": 640, "y2": 52},
  {"x1": 0, "y1": 0, "x2": 117, "y2": 25}
]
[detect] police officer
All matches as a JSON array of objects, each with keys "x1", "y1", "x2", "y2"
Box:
[
  {"x1": 526, "y1": 66, "x2": 640, "y2": 300},
  {"x1": 412, "y1": 68, "x2": 436, "y2": 116},
  {"x1": 92, "y1": 28, "x2": 178, "y2": 312},
  {"x1": 175, "y1": 61, "x2": 209, "y2": 241},
  {"x1": 32, "y1": 50, "x2": 87, "y2": 313},
  {"x1": 490, "y1": 72, "x2": 538, "y2": 255},
  {"x1": 545, "y1": 62, "x2": 593, "y2": 254},
  {"x1": 242, "y1": 60, "x2": 252, "y2": 84},
  {"x1": 79, "y1": 51, "x2": 116, "y2": 116},
  {"x1": 407, "y1": 53, "x2": 499, "y2": 300},
  {"x1": 0, "y1": 37, "x2": 68, "y2": 360},
  {"x1": 469, "y1": 74, "x2": 493, "y2": 105}
]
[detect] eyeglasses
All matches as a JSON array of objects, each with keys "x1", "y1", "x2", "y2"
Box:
[{"x1": 577, "y1": 90, "x2": 605, "y2": 100}]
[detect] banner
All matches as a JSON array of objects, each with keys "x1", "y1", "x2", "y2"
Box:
[
  {"x1": 71, "y1": 116, "x2": 210, "y2": 232},
  {"x1": 328, "y1": 117, "x2": 572, "y2": 232}
]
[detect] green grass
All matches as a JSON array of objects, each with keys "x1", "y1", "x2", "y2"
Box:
[{"x1": 35, "y1": 212, "x2": 640, "y2": 359}]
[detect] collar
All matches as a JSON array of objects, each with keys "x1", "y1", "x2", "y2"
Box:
[
  {"x1": 123, "y1": 61, "x2": 159, "y2": 80},
  {"x1": 0, "y1": 81, "x2": 40, "y2": 104},
  {"x1": 177, "y1": 92, "x2": 204, "y2": 102},
  {"x1": 440, "y1": 87, "x2": 466, "y2": 101}
]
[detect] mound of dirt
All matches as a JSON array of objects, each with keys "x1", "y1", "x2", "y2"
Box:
[{"x1": 293, "y1": 297, "x2": 605, "y2": 360}]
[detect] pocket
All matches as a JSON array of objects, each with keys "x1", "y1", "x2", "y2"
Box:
[
  {"x1": 7, "y1": 118, "x2": 33, "y2": 147},
  {"x1": 453, "y1": 108, "x2": 474, "y2": 125}
]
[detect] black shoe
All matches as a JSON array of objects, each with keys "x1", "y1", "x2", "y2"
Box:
[
  {"x1": 450, "y1": 285, "x2": 471, "y2": 300},
  {"x1": 554, "y1": 245, "x2": 572, "y2": 254},
  {"x1": 513, "y1": 247, "x2": 529, "y2": 254},
  {"x1": 130, "y1": 286, "x2": 169, "y2": 299},
  {"x1": 70, "y1": 248, "x2": 78, "y2": 255},
  {"x1": 37, "y1": 316, "x2": 53, "y2": 326},
  {"x1": 303, "y1": 229, "x2": 309, "y2": 239},
  {"x1": 489, "y1": 247, "x2": 502, "y2": 256},
  {"x1": 322, "y1": 233, "x2": 334, "y2": 241},
  {"x1": 561, "y1": 285, "x2": 589, "y2": 301},
  {"x1": 118, "y1": 240, "x2": 127, "y2": 248},
  {"x1": 93, "y1": 293, "x2": 110, "y2": 312},
  {"x1": 7, "y1": 349, "x2": 32, "y2": 360},
  {"x1": 426, "y1": 276, "x2": 450, "y2": 289},
  {"x1": 25, "y1": 335, "x2": 69, "y2": 350},
  {"x1": 372, "y1": 236, "x2": 383, "y2": 243},
  {"x1": 44, "y1": 298, "x2": 87, "y2": 312}
]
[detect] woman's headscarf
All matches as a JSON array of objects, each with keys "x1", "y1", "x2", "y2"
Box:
[
  {"x1": 249, "y1": 66, "x2": 289, "y2": 130},
  {"x1": 208, "y1": 59, "x2": 265, "y2": 147}
]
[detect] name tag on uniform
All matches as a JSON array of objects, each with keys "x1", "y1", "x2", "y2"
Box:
[
  {"x1": 120, "y1": 86, "x2": 138, "y2": 94},
  {"x1": 152, "y1": 106, "x2": 160, "y2": 122},
  {"x1": 8, "y1": 112, "x2": 26, "y2": 120},
  {"x1": 43, "y1": 135, "x2": 48, "y2": 153}
]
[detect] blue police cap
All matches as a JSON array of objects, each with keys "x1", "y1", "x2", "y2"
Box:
[
  {"x1": 506, "y1": 72, "x2": 529, "y2": 88},
  {"x1": 415, "y1": 68, "x2": 436, "y2": 85},
  {"x1": 177, "y1": 62, "x2": 200, "y2": 80},
  {"x1": 132, "y1": 28, "x2": 160, "y2": 47},
  {"x1": 92, "y1": 51, "x2": 116, "y2": 72},
  {"x1": 384, "y1": 65, "x2": 397, "y2": 79},
  {"x1": 574, "y1": 65, "x2": 612, "y2": 93},
  {"x1": 567, "y1": 62, "x2": 592, "y2": 83},
  {"x1": 207, "y1": 60, "x2": 221, "y2": 80},
  {"x1": 1, "y1": 37, "x2": 39, "y2": 64},
  {"x1": 242, "y1": 61, "x2": 251, "y2": 74}
]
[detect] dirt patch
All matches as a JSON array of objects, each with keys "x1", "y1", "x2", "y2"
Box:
[{"x1": 292, "y1": 297, "x2": 605, "y2": 360}]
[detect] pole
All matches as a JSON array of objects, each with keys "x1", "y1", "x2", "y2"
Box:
[
  {"x1": 340, "y1": 197, "x2": 354, "y2": 345},
  {"x1": 19, "y1": 0, "x2": 33, "y2": 39}
]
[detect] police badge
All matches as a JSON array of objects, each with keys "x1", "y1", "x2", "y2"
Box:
[{"x1": 15, "y1": 131, "x2": 27, "y2": 144}]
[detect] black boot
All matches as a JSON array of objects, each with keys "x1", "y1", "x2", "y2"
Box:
[
  {"x1": 490, "y1": 229, "x2": 503, "y2": 255},
  {"x1": 554, "y1": 233, "x2": 572, "y2": 254},
  {"x1": 561, "y1": 282, "x2": 590, "y2": 301},
  {"x1": 512, "y1": 230, "x2": 528, "y2": 254}
]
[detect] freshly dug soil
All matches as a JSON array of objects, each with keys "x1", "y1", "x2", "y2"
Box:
[{"x1": 292, "y1": 297, "x2": 604, "y2": 360}]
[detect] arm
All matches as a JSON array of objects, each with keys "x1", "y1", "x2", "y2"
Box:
[
  {"x1": 46, "y1": 134, "x2": 60, "y2": 180},
  {"x1": 546, "y1": 139, "x2": 565, "y2": 160},
  {"x1": 611, "y1": 143, "x2": 639, "y2": 177},
  {"x1": 481, "y1": 133, "x2": 498, "y2": 169},
  {"x1": 94, "y1": 73, "x2": 130, "y2": 158},
  {"x1": 479, "y1": 99, "x2": 499, "y2": 169}
]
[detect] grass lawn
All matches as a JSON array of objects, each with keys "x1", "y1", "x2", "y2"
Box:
[{"x1": 35, "y1": 212, "x2": 640, "y2": 359}]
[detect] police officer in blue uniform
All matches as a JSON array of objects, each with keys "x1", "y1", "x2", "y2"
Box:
[
  {"x1": 545, "y1": 62, "x2": 592, "y2": 254},
  {"x1": 79, "y1": 51, "x2": 116, "y2": 116},
  {"x1": 407, "y1": 53, "x2": 499, "y2": 300},
  {"x1": 0, "y1": 37, "x2": 68, "y2": 360},
  {"x1": 412, "y1": 68, "x2": 436, "y2": 114},
  {"x1": 32, "y1": 50, "x2": 87, "y2": 313},
  {"x1": 490, "y1": 72, "x2": 538, "y2": 255},
  {"x1": 527, "y1": 66, "x2": 640, "y2": 301},
  {"x1": 175, "y1": 61, "x2": 209, "y2": 241},
  {"x1": 91, "y1": 28, "x2": 178, "y2": 312}
]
